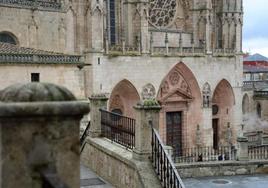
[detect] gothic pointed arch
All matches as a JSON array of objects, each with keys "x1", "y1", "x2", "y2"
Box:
[
  {"x1": 157, "y1": 62, "x2": 202, "y2": 151},
  {"x1": 212, "y1": 79, "x2": 235, "y2": 146},
  {"x1": 109, "y1": 79, "x2": 140, "y2": 118},
  {"x1": 212, "y1": 79, "x2": 235, "y2": 106},
  {"x1": 242, "y1": 94, "x2": 250, "y2": 115}
]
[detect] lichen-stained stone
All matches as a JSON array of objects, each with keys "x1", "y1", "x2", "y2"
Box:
[{"x1": 0, "y1": 82, "x2": 89, "y2": 188}]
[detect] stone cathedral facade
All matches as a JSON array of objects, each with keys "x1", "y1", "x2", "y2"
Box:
[{"x1": 0, "y1": 0, "x2": 243, "y2": 154}]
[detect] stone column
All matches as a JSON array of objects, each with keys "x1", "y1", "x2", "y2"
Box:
[
  {"x1": 133, "y1": 101, "x2": 161, "y2": 160},
  {"x1": 89, "y1": 94, "x2": 108, "y2": 138},
  {"x1": 0, "y1": 83, "x2": 90, "y2": 188},
  {"x1": 236, "y1": 137, "x2": 249, "y2": 161}
]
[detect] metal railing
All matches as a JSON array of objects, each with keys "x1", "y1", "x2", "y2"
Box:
[
  {"x1": 100, "y1": 109, "x2": 135, "y2": 149},
  {"x1": 152, "y1": 128, "x2": 185, "y2": 188},
  {"x1": 254, "y1": 90, "x2": 268, "y2": 98},
  {"x1": 243, "y1": 80, "x2": 268, "y2": 91},
  {"x1": 248, "y1": 145, "x2": 268, "y2": 160},
  {"x1": 80, "y1": 121, "x2": 91, "y2": 153},
  {"x1": 40, "y1": 167, "x2": 69, "y2": 188},
  {"x1": 80, "y1": 121, "x2": 91, "y2": 146},
  {"x1": 173, "y1": 146, "x2": 236, "y2": 163}
]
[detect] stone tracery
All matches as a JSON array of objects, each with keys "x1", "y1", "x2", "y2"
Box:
[{"x1": 149, "y1": 0, "x2": 177, "y2": 28}]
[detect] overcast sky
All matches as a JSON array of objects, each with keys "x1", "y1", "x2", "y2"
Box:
[{"x1": 243, "y1": 0, "x2": 268, "y2": 56}]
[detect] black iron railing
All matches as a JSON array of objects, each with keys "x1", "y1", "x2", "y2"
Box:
[
  {"x1": 40, "y1": 167, "x2": 69, "y2": 188},
  {"x1": 100, "y1": 109, "x2": 135, "y2": 149},
  {"x1": 249, "y1": 145, "x2": 268, "y2": 160},
  {"x1": 254, "y1": 90, "x2": 268, "y2": 99},
  {"x1": 80, "y1": 121, "x2": 91, "y2": 146},
  {"x1": 80, "y1": 121, "x2": 90, "y2": 153},
  {"x1": 152, "y1": 128, "x2": 185, "y2": 188},
  {"x1": 173, "y1": 146, "x2": 236, "y2": 163}
]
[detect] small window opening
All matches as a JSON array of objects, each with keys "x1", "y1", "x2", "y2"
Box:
[
  {"x1": 0, "y1": 32, "x2": 17, "y2": 45},
  {"x1": 31, "y1": 73, "x2": 40, "y2": 82}
]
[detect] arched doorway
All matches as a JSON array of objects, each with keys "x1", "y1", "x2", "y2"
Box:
[
  {"x1": 109, "y1": 79, "x2": 140, "y2": 118},
  {"x1": 157, "y1": 62, "x2": 202, "y2": 155},
  {"x1": 242, "y1": 94, "x2": 250, "y2": 115},
  {"x1": 212, "y1": 79, "x2": 235, "y2": 148}
]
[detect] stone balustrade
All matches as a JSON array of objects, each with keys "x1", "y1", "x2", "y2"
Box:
[
  {"x1": 0, "y1": 53, "x2": 82, "y2": 64},
  {"x1": 106, "y1": 43, "x2": 236, "y2": 57}
]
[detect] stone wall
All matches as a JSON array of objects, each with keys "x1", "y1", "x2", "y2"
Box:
[
  {"x1": 0, "y1": 6, "x2": 67, "y2": 53},
  {"x1": 81, "y1": 137, "x2": 162, "y2": 188},
  {"x1": 176, "y1": 161, "x2": 268, "y2": 178},
  {"x1": 0, "y1": 63, "x2": 86, "y2": 99},
  {"x1": 87, "y1": 53, "x2": 243, "y2": 146}
]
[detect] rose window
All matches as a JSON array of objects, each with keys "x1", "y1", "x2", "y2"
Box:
[{"x1": 149, "y1": 0, "x2": 177, "y2": 28}]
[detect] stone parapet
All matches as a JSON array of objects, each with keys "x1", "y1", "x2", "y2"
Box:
[
  {"x1": 81, "y1": 137, "x2": 162, "y2": 188},
  {"x1": 0, "y1": 83, "x2": 90, "y2": 188}
]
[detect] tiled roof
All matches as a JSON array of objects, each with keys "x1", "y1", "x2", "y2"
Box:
[
  {"x1": 0, "y1": 42, "x2": 82, "y2": 64},
  {"x1": 244, "y1": 53, "x2": 268, "y2": 62},
  {"x1": 0, "y1": 42, "x2": 62, "y2": 55}
]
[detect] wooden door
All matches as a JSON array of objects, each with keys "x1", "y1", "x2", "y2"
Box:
[
  {"x1": 212, "y1": 119, "x2": 219, "y2": 150},
  {"x1": 166, "y1": 112, "x2": 182, "y2": 156}
]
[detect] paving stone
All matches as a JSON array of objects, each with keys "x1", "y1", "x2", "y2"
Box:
[
  {"x1": 183, "y1": 174, "x2": 268, "y2": 188},
  {"x1": 80, "y1": 165, "x2": 114, "y2": 188}
]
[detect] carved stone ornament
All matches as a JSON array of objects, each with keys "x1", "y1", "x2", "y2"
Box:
[
  {"x1": 160, "y1": 69, "x2": 192, "y2": 98},
  {"x1": 169, "y1": 71, "x2": 180, "y2": 86},
  {"x1": 141, "y1": 83, "x2": 156, "y2": 100},
  {"x1": 110, "y1": 94, "x2": 124, "y2": 112},
  {"x1": 202, "y1": 83, "x2": 211, "y2": 108},
  {"x1": 161, "y1": 81, "x2": 170, "y2": 94}
]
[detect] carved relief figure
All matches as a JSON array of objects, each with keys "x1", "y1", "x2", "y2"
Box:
[
  {"x1": 169, "y1": 71, "x2": 180, "y2": 86},
  {"x1": 142, "y1": 83, "x2": 156, "y2": 100},
  {"x1": 110, "y1": 94, "x2": 124, "y2": 113},
  {"x1": 202, "y1": 82, "x2": 211, "y2": 108}
]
